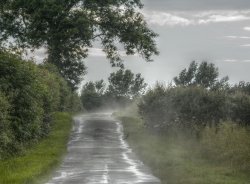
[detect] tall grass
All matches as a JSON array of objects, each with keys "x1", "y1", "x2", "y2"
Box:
[
  {"x1": 119, "y1": 116, "x2": 250, "y2": 184},
  {"x1": 0, "y1": 112, "x2": 72, "y2": 184},
  {"x1": 201, "y1": 122, "x2": 250, "y2": 172}
]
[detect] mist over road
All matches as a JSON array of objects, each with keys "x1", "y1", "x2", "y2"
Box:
[{"x1": 47, "y1": 113, "x2": 160, "y2": 184}]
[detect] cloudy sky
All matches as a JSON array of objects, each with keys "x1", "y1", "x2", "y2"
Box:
[
  {"x1": 84, "y1": 0, "x2": 250, "y2": 86},
  {"x1": 33, "y1": 0, "x2": 250, "y2": 87}
]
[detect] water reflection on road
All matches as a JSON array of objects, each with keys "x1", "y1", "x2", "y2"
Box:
[{"x1": 47, "y1": 113, "x2": 161, "y2": 184}]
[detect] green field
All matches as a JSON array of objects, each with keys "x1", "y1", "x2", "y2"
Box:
[
  {"x1": 0, "y1": 112, "x2": 72, "y2": 184},
  {"x1": 119, "y1": 116, "x2": 250, "y2": 184}
]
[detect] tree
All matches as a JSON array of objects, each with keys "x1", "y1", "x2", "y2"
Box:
[
  {"x1": 174, "y1": 61, "x2": 197, "y2": 86},
  {"x1": 131, "y1": 73, "x2": 148, "y2": 97},
  {"x1": 195, "y1": 62, "x2": 219, "y2": 88},
  {"x1": 231, "y1": 81, "x2": 250, "y2": 95},
  {"x1": 0, "y1": 0, "x2": 159, "y2": 90},
  {"x1": 80, "y1": 80, "x2": 106, "y2": 110},
  {"x1": 94, "y1": 80, "x2": 106, "y2": 95},
  {"x1": 174, "y1": 61, "x2": 228, "y2": 89},
  {"x1": 107, "y1": 69, "x2": 147, "y2": 98}
]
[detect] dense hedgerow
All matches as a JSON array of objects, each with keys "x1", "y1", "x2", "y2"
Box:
[
  {"x1": 0, "y1": 52, "x2": 82, "y2": 158},
  {"x1": 0, "y1": 91, "x2": 12, "y2": 157},
  {"x1": 139, "y1": 84, "x2": 250, "y2": 132}
]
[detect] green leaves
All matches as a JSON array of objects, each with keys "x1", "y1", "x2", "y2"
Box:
[
  {"x1": 108, "y1": 69, "x2": 147, "y2": 98},
  {"x1": 1, "y1": 0, "x2": 159, "y2": 90},
  {"x1": 174, "y1": 61, "x2": 227, "y2": 90},
  {"x1": 0, "y1": 91, "x2": 12, "y2": 158},
  {"x1": 80, "y1": 70, "x2": 146, "y2": 111},
  {"x1": 139, "y1": 85, "x2": 228, "y2": 131},
  {"x1": 0, "y1": 51, "x2": 82, "y2": 157},
  {"x1": 80, "y1": 81, "x2": 105, "y2": 110}
]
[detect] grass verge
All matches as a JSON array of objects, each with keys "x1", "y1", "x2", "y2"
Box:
[
  {"x1": 119, "y1": 116, "x2": 250, "y2": 184},
  {"x1": 0, "y1": 112, "x2": 72, "y2": 184}
]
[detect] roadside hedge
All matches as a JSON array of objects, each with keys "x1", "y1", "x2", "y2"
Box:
[
  {"x1": 0, "y1": 91, "x2": 12, "y2": 157},
  {"x1": 0, "y1": 52, "x2": 82, "y2": 158},
  {"x1": 139, "y1": 84, "x2": 250, "y2": 132}
]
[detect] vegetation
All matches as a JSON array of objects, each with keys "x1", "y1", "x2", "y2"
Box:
[
  {"x1": 173, "y1": 61, "x2": 229, "y2": 90},
  {"x1": 81, "y1": 69, "x2": 147, "y2": 111},
  {"x1": 0, "y1": 1, "x2": 159, "y2": 181},
  {"x1": 81, "y1": 80, "x2": 106, "y2": 111},
  {"x1": 0, "y1": 51, "x2": 81, "y2": 158},
  {"x1": 139, "y1": 61, "x2": 250, "y2": 131},
  {"x1": 119, "y1": 116, "x2": 250, "y2": 184},
  {"x1": 107, "y1": 69, "x2": 147, "y2": 98},
  {"x1": 114, "y1": 61, "x2": 250, "y2": 183},
  {"x1": 0, "y1": 0, "x2": 158, "y2": 90},
  {"x1": 0, "y1": 91, "x2": 11, "y2": 157},
  {"x1": 0, "y1": 112, "x2": 72, "y2": 184},
  {"x1": 139, "y1": 84, "x2": 228, "y2": 131},
  {"x1": 1, "y1": 1, "x2": 249, "y2": 183}
]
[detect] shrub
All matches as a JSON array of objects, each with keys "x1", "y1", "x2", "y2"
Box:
[
  {"x1": 69, "y1": 92, "x2": 83, "y2": 113},
  {"x1": 170, "y1": 86, "x2": 227, "y2": 127},
  {"x1": 0, "y1": 91, "x2": 12, "y2": 158},
  {"x1": 201, "y1": 122, "x2": 250, "y2": 171},
  {"x1": 138, "y1": 84, "x2": 175, "y2": 129},
  {"x1": 229, "y1": 92, "x2": 250, "y2": 126},
  {"x1": 139, "y1": 84, "x2": 227, "y2": 131},
  {"x1": 0, "y1": 52, "x2": 82, "y2": 156},
  {"x1": 39, "y1": 63, "x2": 72, "y2": 112},
  {"x1": 0, "y1": 53, "x2": 46, "y2": 146}
]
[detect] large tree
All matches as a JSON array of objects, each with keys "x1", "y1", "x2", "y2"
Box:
[
  {"x1": 80, "y1": 80, "x2": 105, "y2": 110},
  {"x1": 107, "y1": 69, "x2": 147, "y2": 98},
  {"x1": 174, "y1": 61, "x2": 228, "y2": 89},
  {"x1": 0, "y1": 0, "x2": 159, "y2": 90}
]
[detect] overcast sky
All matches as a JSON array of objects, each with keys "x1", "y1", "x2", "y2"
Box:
[{"x1": 32, "y1": 0, "x2": 250, "y2": 87}]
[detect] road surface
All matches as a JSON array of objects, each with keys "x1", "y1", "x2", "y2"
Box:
[{"x1": 46, "y1": 113, "x2": 161, "y2": 184}]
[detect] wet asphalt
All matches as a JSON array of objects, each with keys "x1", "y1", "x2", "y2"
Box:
[{"x1": 46, "y1": 113, "x2": 161, "y2": 184}]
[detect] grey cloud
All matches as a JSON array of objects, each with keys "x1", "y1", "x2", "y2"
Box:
[
  {"x1": 225, "y1": 36, "x2": 250, "y2": 39},
  {"x1": 143, "y1": 10, "x2": 250, "y2": 27},
  {"x1": 243, "y1": 26, "x2": 250, "y2": 31},
  {"x1": 142, "y1": 0, "x2": 250, "y2": 11}
]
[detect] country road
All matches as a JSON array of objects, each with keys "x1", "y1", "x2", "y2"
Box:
[{"x1": 46, "y1": 113, "x2": 161, "y2": 184}]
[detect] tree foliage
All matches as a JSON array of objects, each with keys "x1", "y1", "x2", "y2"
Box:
[
  {"x1": 174, "y1": 61, "x2": 198, "y2": 86},
  {"x1": 0, "y1": 91, "x2": 12, "y2": 157},
  {"x1": 139, "y1": 62, "x2": 250, "y2": 132},
  {"x1": 174, "y1": 61, "x2": 228, "y2": 89},
  {"x1": 108, "y1": 69, "x2": 147, "y2": 98},
  {"x1": 0, "y1": 0, "x2": 159, "y2": 90},
  {"x1": 80, "y1": 69, "x2": 147, "y2": 111},
  {"x1": 139, "y1": 84, "x2": 227, "y2": 131},
  {"x1": 0, "y1": 51, "x2": 82, "y2": 158},
  {"x1": 80, "y1": 80, "x2": 105, "y2": 111}
]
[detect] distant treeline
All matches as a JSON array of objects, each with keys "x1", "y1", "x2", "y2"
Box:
[
  {"x1": 0, "y1": 51, "x2": 82, "y2": 159},
  {"x1": 80, "y1": 69, "x2": 147, "y2": 111}
]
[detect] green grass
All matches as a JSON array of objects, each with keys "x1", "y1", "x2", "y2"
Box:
[
  {"x1": 119, "y1": 116, "x2": 250, "y2": 184},
  {"x1": 0, "y1": 112, "x2": 72, "y2": 184}
]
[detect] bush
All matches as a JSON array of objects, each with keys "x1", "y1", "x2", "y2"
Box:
[
  {"x1": 39, "y1": 63, "x2": 73, "y2": 112},
  {"x1": 170, "y1": 86, "x2": 227, "y2": 127},
  {"x1": 0, "y1": 53, "x2": 46, "y2": 146},
  {"x1": 139, "y1": 84, "x2": 227, "y2": 131},
  {"x1": 0, "y1": 52, "x2": 82, "y2": 156},
  {"x1": 0, "y1": 91, "x2": 12, "y2": 158},
  {"x1": 138, "y1": 84, "x2": 175, "y2": 129},
  {"x1": 229, "y1": 92, "x2": 250, "y2": 126},
  {"x1": 69, "y1": 92, "x2": 83, "y2": 113}
]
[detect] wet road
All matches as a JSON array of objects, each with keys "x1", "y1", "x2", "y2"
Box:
[{"x1": 46, "y1": 113, "x2": 161, "y2": 184}]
